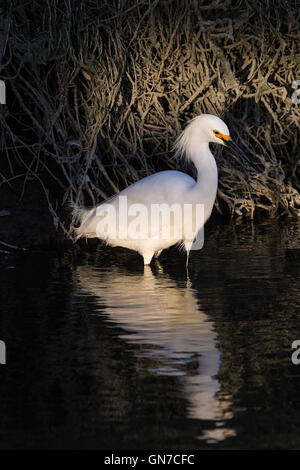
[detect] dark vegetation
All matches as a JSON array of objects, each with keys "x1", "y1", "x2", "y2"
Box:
[{"x1": 0, "y1": 0, "x2": 300, "y2": 245}]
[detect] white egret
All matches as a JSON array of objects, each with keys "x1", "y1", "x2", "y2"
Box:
[{"x1": 72, "y1": 114, "x2": 249, "y2": 265}]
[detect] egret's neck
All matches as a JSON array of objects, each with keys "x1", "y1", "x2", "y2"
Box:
[
  {"x1": 192, "y1": 142, "x2": 217, "y2": 184},
  {"x1": 189, "y1": 142, "x2": 218, "y2": 219}
]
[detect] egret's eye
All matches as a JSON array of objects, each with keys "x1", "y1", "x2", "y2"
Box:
[{"x1": 213, "y1": 130, "x2": 231, "y2": 141}]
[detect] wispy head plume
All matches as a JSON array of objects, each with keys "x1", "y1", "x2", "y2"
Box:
[{"x1": 172, "y1": 117, "x2": 198, "y2": 163}]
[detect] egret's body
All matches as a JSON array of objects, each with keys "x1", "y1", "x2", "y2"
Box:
[{"x1": 73, "y1": 114, "x2": 242, "y2": 264}]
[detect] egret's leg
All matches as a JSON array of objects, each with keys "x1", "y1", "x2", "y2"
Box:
[
  {"x1": 186, "y1": 250, "x2": 190, "y2": 271},
  {"x1": 184, "y1": 241, "x2": 192, "y2": 287},
  {"x1": 142, "y1": 251, "x2": 154, "y2": 265},
  {"x1": 153, "y1": 258, "x2": 163, "y2": 273}
]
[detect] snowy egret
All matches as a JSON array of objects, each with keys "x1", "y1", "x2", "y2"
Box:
[{"x1": 72, "y1": 114, "x2": 249, "y2": 265}]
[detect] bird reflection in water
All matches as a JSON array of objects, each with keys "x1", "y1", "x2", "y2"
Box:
[{"x1": 75, "y1": 261, "x2": 236, "y2": 443}]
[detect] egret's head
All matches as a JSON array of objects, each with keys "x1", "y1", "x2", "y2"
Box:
[
  {"x1": 197, "y1": 114, "x2": 252, "y2": 164},
  {"x1": 174, "y1": 113, "x2": 253, "y2": 168},
  {"x1": 194, "y1": 114, "x2": 231, "y2": 145}
]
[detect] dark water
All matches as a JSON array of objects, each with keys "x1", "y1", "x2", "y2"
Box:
[{"x1": 0, "y1": 220, "x2": 300, "y2": 449}]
